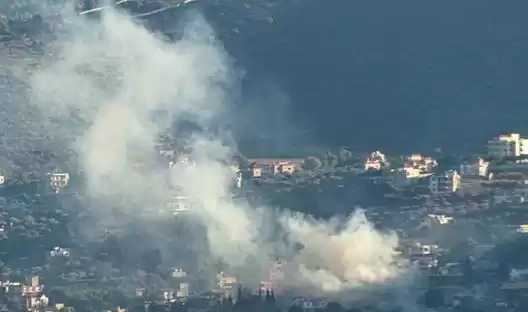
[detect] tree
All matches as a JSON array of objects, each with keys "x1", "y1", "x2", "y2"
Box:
[
  {"x1": 288, "y1": 306, "x2": 304, "y2": 312},
  {"x1": 303, "y1": 156, "x2": 322, "y2": 170},
  {"x1": 338, "y1": 147, "x2": 353, "y2": 165},
  {"x1": 325, "y1": 302, "x2": 346, "y2": 312}
]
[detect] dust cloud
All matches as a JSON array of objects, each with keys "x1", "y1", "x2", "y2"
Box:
[{"x1": 23, "y1": 5, "x2": 413, "y2": 301}]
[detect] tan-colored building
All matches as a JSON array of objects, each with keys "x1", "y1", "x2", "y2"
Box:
[
  {"x1": 249, "y1": 158, "x2": 304, "y2": 177},
  {"x1": 364, "y1": 151, "x2": 387, "y2": 171},
  {"x1": 405, "y1": 154, "x2": 437, "y2": 173}
]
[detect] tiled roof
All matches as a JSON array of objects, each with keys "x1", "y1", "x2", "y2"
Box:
[{"x1": 248, "y1": 158, "x2": 304, "y2": 166}]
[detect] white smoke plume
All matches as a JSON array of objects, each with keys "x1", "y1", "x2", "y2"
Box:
[{"x1": 20, "y1": 4, "x2": 414, "y2": 301}]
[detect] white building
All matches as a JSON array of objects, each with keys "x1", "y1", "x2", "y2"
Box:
[
  {"x1": 459, "y1": 157, "x2": 489, "y2": 177},
  {"x1": 172, "y1": 194, "x2": 190, "y2": 215},
  {"x1": 428, "y1": 214, "x2": 454, "y2": 225},
  {"x1": 488, "y1": 133, "x2": 528, "y2": 158},
  {"x1": 49, "y1": 169, "x2": 70, "y2": 193},
  {"x1": 364, "y1": 151, "x2": 387, "y2": 171},
  {"x1": 172, "y1": 268, "x2": 187, "y2": 278},
  {"x1": 429, "y1": 170, "x2": 461, "y2": 194},
  {"x1": 50, "y1": 247, "x2": 70, "y2": 257},
  {"x1": 406, "y1": 154, "x2": 438, "y2": 172}
]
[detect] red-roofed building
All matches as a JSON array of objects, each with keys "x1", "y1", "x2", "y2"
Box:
[{"x1": 248, "y1": 159, "x2": 304, "y2": 178}]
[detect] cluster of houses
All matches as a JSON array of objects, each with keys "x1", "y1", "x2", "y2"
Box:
[
  {"x1": 0, "y1": 168, "x2": 70, "y2": 194},
  {"x1": 359, "y1": 133, "x2": 528, "y2": 199},
  {"x1": 363, "y1": 150, "x2": 460, "y2": 195},
  {"x1": 155, "y1": 132, "x2": 528, "y2": 200}
]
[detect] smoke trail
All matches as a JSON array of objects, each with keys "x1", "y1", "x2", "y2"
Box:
[{"x1": 21, "y1": 4, "x2": 413, "y2": 302}]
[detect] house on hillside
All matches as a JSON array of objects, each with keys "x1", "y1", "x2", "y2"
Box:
[
  {"x1": 48, "y1": 169, "x2": 70, "y2": 194},
  {"x1": 460, "y1": 157, "x2": 489, "y2": 177},
  {"x1": 364, "y1": 151, "x2": 387, "y2": 171},
  {"x1": 405, "y1": 154, "x2": 438, "y2": 173},
  {"x1": 429, "y1": 170, "x2": 461, "y2": 194},
  {"x1": 248, "y1": 158, "x2": 304, "y2": 178}
]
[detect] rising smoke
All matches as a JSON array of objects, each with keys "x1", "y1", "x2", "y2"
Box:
[{"x1": 21, "y1": 4, "x2": 414, "y2": 302}]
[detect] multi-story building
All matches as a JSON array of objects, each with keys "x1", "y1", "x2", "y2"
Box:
[
  {"x1": 429, "y1": 170, "x2": 461, "y2": 194},
  {"x1": 460, "y1": 157, "x2": 489, "y2": 177},
  {"x1": 49, "y1": 169, "x2": 70, "y2": 193},
  {"x1": 487, "y1": 133, "x2": 528, "y2": 158}
]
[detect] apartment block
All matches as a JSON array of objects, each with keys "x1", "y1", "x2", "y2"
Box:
[
  {"x1": 488, "y1": 133, "x2": 528, "y2": 158},
  {"x1": 429, "y1": 170, "x2": 461, "y2": 194}
]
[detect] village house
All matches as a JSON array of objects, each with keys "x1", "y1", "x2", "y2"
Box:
[
  {"x1": 364, "y1": 151, "x2": 387, "y2": 171},
  {"x1": 429, "y1": 170, "x2": 461, "y2": 194},
  {"x1": 405, "y1": 154, "x2": 438, "y2": 173},
  {"x1": 460, "y1": 156, "x2": 489, "y2": 177},
  {"x1": 50, "y1": 247, "x2": 70, "y2": 257},
  {"x1": 172, "y1": 268, "x2": 187, "y2": 278},
  {"x1": 248, "y1": 158, "x2": 304, "y2": 178}
]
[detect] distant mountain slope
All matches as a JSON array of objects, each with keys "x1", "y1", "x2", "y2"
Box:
[
  {"x1": 201, "y1": 0, "x2": 528, "y2": 153},
  {"x1": 4, "y1": 0, "x2": 528, "y2": 154}
]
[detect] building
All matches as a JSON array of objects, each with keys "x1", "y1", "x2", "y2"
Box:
[
  {"x1": 49, "y1": 169, "x2": 70, "y2": 193},
  {"x1": 0, "y1": 171, "x2": 4, "y2": 187},
  {"x1": 176, "y1": 283, "x2": 189, "y2": 298},
  {"x1": 172, "y1": 194, "x2": 190, "y2": 215},
  {"x1": 235, "y1": 172, "x2": 242, "y2": 188},
  {"x1": 460, "y1": 157, "x2": 489, "y2": 177},
  {"x1": 364, "y1": 151, "x2": 387, "y2": 171},
  {"x1": 172, "y1": 268, "x2": 187, "y2": 278},
  {"x1": 259, "y1": 260, "x2": 287, "y2": 293},
  {"x1": 169, "y1": 154, "x2": 191, "y2": 169},
  {"x1": 429, "y1": 170, "x2": 461, "y2": 194},
  {"x1": 22, "y1": 276, "x2": 47, "y2": 312},
  {"x1": 215, "y1": 272, "x2": 237, "y2": 297},
  {"x1": 251, "y1": 167, "x2": 262, "y2": 179},
  {"x1": 405, "y1": 154, "x2": 438, "y2": 173},
  {"x1": 50, "y1": 247, "x2": 70, "y2": 257},
  {"x1": 428, "y1": 214, "x2": 454, "y2": 225},
  {"x1": 392, "y1": 167, "x2": 423, "y2": 188},
  {"x1": 487, "y1": 133, "x2": 528, "y2": 158},
  {"x1": 248, "y1": 159, "x2": 304, "y2": 176}
]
